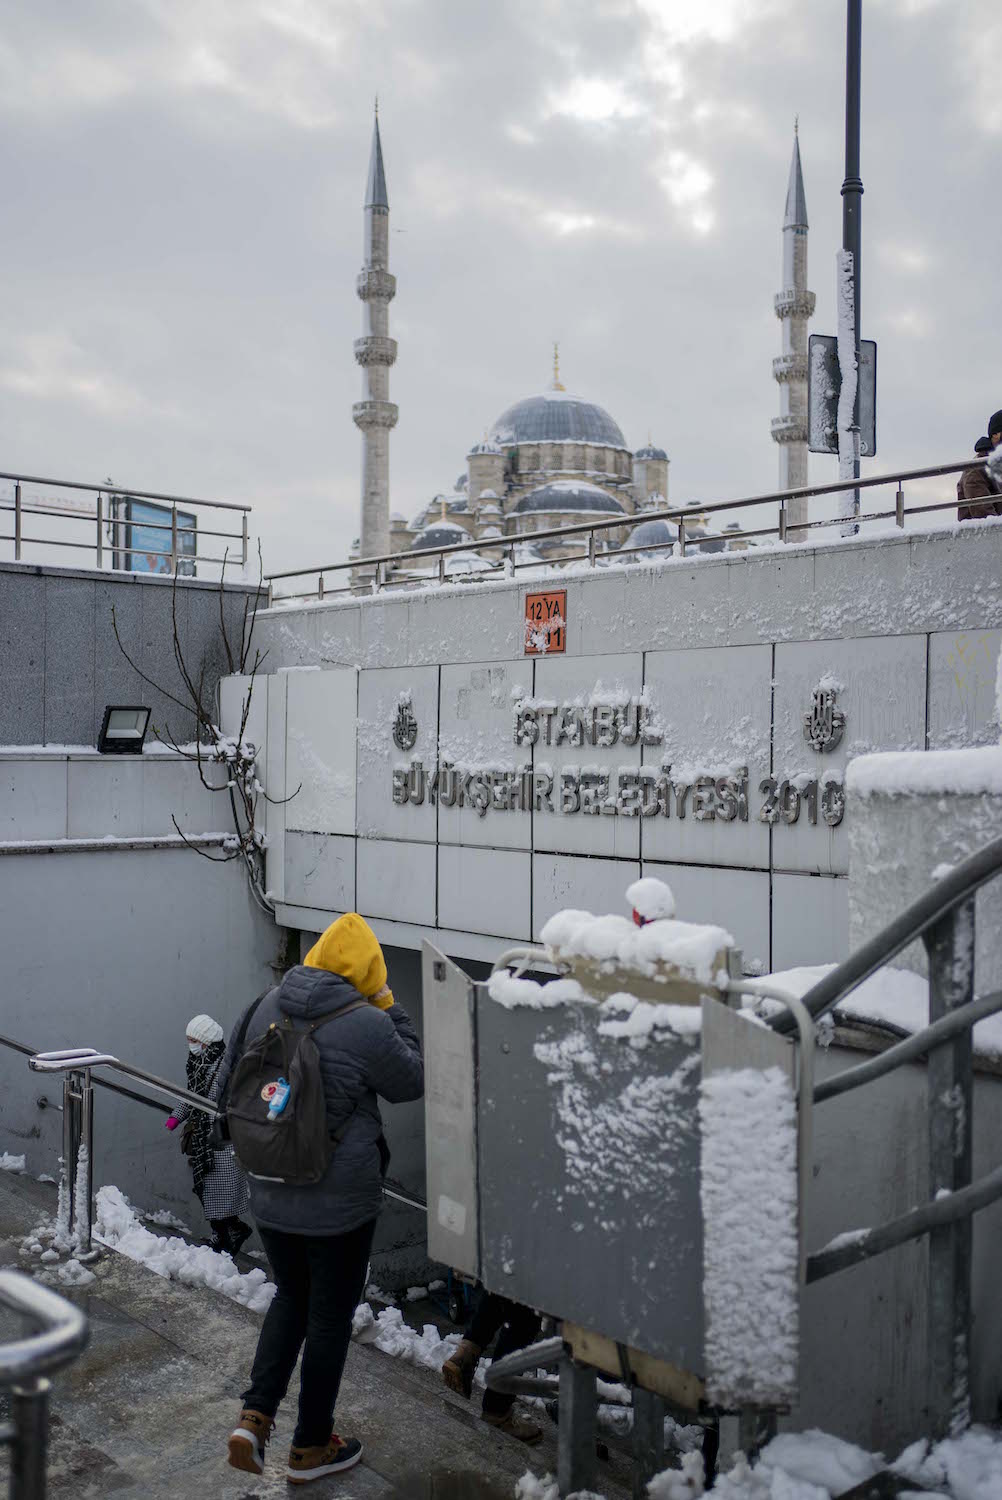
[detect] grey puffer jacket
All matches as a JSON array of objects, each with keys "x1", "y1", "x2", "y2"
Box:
[{"x1": 216, "y1": 965, "x2": 424, "y2": 1236}]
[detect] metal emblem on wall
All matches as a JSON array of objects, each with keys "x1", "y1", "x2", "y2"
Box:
[
  {"x1": 392, "y1": 697, "x2": 418, "y2": 751},
  {"x1": 803, "y1": 683, "x2": 845, "y2": 753}
]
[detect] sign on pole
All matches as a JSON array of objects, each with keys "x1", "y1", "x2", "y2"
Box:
[{"x1": 807, "y1": 335, "x2": 877, "y2": 457}]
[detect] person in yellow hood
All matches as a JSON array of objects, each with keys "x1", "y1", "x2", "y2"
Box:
[
  {"x1": 220, "y1": 910, "x2": 423, "y2": 1483},
  {"x1": 303, "y1": 913, "x2": 394, "y2": 1010}
]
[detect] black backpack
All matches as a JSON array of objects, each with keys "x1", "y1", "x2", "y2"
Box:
[{"x1": 220, "y1": 997, "x2": 367, "y2": 1186}]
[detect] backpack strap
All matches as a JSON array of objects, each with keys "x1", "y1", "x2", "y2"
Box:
[{"x1": 308, "y1": 998, "x2": 371, "y2": 1144}]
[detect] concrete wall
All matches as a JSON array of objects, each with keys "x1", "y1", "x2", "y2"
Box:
[
  {"x1": 248, "y1": 525, "x2": 1002, "y2": 977},
  {"x1": 0, "y1": 560, "x2": 261, "y2": 748},
  {"x1": 0, "y1": 748, "x2": 283, "y2": 1240}
]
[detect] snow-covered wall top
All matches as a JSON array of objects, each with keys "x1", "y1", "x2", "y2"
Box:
[{"x1": 257, "y1": 525, "x2": 1002, "y2": 671}]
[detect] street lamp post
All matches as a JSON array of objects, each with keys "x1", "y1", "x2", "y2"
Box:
[{"x1": 839, "y1": 0, "x2": 864, "y2": 527}]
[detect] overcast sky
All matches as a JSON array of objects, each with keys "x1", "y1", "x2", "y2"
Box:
[{"x1": 0, "y1": 0, "x2": 998, "y2": 577}]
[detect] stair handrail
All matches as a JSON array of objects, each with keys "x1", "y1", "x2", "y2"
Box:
[{"x1": 0, "y1": 1270, "x2": 89, "y2": 1500}]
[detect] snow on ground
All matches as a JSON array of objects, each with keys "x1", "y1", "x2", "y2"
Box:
[
  {"x1": 0, "y1": 1152, "x2": 26, "y2": 1172},
  {"x1": 699, "y1": 1065, "x2": 799, "y2": 1408},
  {"x1": 763, "y1": 964, "x2": 1002, "y2": 1059},
  {"x1": 517, "y1": 1424, "x2": 1002, "y2": 1499}
]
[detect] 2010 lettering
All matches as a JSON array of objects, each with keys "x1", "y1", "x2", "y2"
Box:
[{"x1": 759, "y1": 777, "x2": 844, "y2": 828}]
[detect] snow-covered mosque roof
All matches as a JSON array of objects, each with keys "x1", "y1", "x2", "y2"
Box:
[
  {"x1": 491, "y1": 392, "x2": 626, "y2": 449},
  {"x1": 512, "y1": 480, "x2": 626, "y2": 515},
  {"x1": 635, "y1": 443, "x2": 668, "y2": 461},
  {"x1": 628, "y1": 518, "x2": 676, "y2": 550},
  {"x1": 410, "y1": 520, "x2": 469, "y2": 551}
]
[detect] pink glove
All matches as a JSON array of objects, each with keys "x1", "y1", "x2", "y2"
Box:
[{"x1": 165, "y1": 1116, "x2": 179, "y2": 1131}]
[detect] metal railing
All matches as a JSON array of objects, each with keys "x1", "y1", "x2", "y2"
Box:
[
  {"x1": 0, "y1": 468, "x2": 252, "y2": 578},
  {"x1": 0, "y1": 1271, "x2": 88, "y2": 1500},
  {"x1": 264, "y1": 454, "x2": 996, "y2": 604},
  {"x1": 767, "y1": 832, "x2": 1002, "y2": 1439},
  {"x1": 0, "y1": 1034, "x2": 427, "y2": 1262}
]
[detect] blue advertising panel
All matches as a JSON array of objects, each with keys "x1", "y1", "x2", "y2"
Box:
[{"x1": 118, "y1": 498, "x2": 197, "y2": 575}]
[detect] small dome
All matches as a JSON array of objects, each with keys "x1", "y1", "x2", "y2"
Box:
[
  {"x1": 479, "y1": 524, "x2": 504, "y2": 539},
  {"x1": 389, "y1": 511, "x2": 407, "y2": 524},
  {"x1": 635, "y1": 443, "x2": 668, "y2": 461},
  {"x1": 411, "y1": 521, "x2": 468, "y2": 552},
  {"x1": 512, "y1": 480, "x2": 626, "y2": 516},
  {"x1": 468, "y1": 437, "x2": 502, "y2": 456},
  {"x1": 492, "y1": 392, "x2": 626, "y2": 449},
  {"x1": 628, "y1": 518, "x2": 676, "y2": 551},
  {"x1": 478, "y1": 488, "x2": 500, "y2": 501},
  {"x1": 447, "y1": 496, "x2": 469, "y2": 514}
]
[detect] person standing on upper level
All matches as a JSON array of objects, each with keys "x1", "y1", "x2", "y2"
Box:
[{"x1": 958, "y1": 412, "x2": 1002, "y2": 521}]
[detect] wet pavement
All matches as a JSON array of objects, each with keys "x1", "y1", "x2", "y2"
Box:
[{"x1": 0, "y1": 1171, "x2": 634, "y2": 1499}]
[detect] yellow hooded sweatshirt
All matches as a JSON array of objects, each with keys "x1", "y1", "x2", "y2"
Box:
[{"x1": 303, "y1": 913, "x2": 394, "y2": 1009}]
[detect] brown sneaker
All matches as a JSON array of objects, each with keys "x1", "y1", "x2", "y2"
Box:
[
  {"x1": 442, "y1": 1338, "x2": 482, "y2": 1399},
  {"x1": 483, "y1": 1405, "x2": 544, "y2": 1445},
  {"x1": 287, "y1": 1433, "x2": 363, "y2": 1483},
  {"x1": 227, "y1": 1408, "x2": 274, "y2": 1475}
]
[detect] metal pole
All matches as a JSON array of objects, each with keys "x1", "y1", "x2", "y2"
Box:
[
  {"x1": 631, "y1": 1389, "x2": 665, "y2": 1499},
  {"x1": 923, "y1": 899, "x2": 975, "y2": 1438},
  {"x1": 77, "y1": 1070, "x2": 95, "y2": 1258},
  {"x1": 557, "y1": 1355, "x2": 597, "y2": 1496},
  {"x1": 14, "y1": 481, "x2": 22, "y2": 561},
  {"x1": 241, "y1": 511, "x2": 249, "y2": 568},
  {"x1": 170, "y1": 504, "x2": 178, "y2": 573},
  {"x1": 895, "y1": 486, "x2": 905, "y2": 528},
  {"x1": 95, "y1": 492, "x2": 103, "y2": 569},
  {"x1": 841, "y1": 0, "x2": 863, "y2": 523},
  {"x1": 10, "y1": 1376, "x2": 51, "y2": 1500},
  {"x1": 60, "y1": 1072, "x2": 81, "y2": 1243}
]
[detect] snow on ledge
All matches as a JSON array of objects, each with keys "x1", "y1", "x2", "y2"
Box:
[
  {"x1": 846, "y1": 746, "x2": 1002, "y2": 799},
  {"x1": 540, "y1": 909, "x2": 733, "y2": 984}
]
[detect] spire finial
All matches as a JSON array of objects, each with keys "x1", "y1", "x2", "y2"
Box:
[
  {"x1": 440, "y1": 494, "x2": 447, "y2": 521},
  {"x1": 794, "y1": 113, "x2": 798, "y2": 136},
  {"x1": 375, "y1": 94, "x2": 379, "y2": 117},
  {"x1": 551, "y1": 341, "x2": 565, "y2": 392}
]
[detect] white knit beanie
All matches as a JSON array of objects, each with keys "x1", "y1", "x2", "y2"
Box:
[{"x1": 186, "y1": 1014, "x2": 224, "y2": 1045}]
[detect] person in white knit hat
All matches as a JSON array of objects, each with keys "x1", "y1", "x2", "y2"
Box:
[{"x1": 165, "y1": 1013, "x2": 251, "y2": 1255}]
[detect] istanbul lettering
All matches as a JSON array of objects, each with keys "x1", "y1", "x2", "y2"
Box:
[{"x1": 390, "y1": 696, "x2": 845, "y2": 828}]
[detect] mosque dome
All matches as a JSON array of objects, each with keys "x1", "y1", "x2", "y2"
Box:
[
  {"x1": 411, "y1": 520, "x2": 468, "y2": 552},
  {"x1": 492, "y1": 392, "x2": 626, "y2": 450},
  {"x1": 628, "y1": 518, "x2": 676, "y2": 551},
  {"x1": 468, "y1": 437, "x2": 502, "y2": 456},
  {"x1": 512, "y1": 480, "x2": 626, "y2": 516},
  {"x1": 635, "y1": 443, "x2": 668, "y2": 461}
]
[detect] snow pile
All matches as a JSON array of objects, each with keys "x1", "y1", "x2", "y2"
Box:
[
  {"x1": 764, "y1": 965, "x2": 1002, "y2": 1060},
  {"x1": 514, "y1": 1476, "x2": 604, "y2": 1500},
  {"x1": 626, "y1": 876, "x2": 676, "y2": 922},
  {"x1": 352, "y1": 1305, "x2": 461, "y2": 1372},
  {"x1": 597, "y1": 993, "x2": 702, "y2": 1049},
  {"x1": 541, "y1": 909, "x2": 732, "y2": 985},
  {"x1": 847, "y1": 746, "x2": 1002, "y2": 799},
  {"x1": 894, "y1": 1428, "x2": 1002, "y2": 1498},
  {"x1": 93, "y1": 1186, "x2": 275, "y2": 1312},
  {"x1": 647, "y1": 1453, "x2": 705, "y2": 1498},
  {"x1": 487, "y1": 973, "x2": 586, "y2": 1010},
  {"x1": 699, "y1": 1065, "x2": 799, "y2": 1407},
  {"x1": 0, "y1": 1152, "x2": 26, "y2": 1172}
]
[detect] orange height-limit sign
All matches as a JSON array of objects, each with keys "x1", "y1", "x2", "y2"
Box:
[{"x1": 524, "y1": 589, "x2": 567, "y2": 655}]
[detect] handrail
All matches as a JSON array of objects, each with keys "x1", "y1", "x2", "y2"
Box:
[
  {"x1": 814, "y1": 990, "x2": 1002, "y2": 1103},
  {"x1": 265, "y1": 453, "x2": 989, "y2": 596},
  {"x1": 0, "y1": 468, "x2": 251, "y2": 512},
  {"x1": 484, "y1": 1335, "x2": 565, "y2": 1398},
  {"x1": 0, "y1": 1271, "x2": 89, "y2": 1384},
  {"x1": 769, "y1": 833, "x2": 1002, "y2": 1035},
  {"x1": 29, "y1": 1048, "x2": 218, "y2": 1117}
]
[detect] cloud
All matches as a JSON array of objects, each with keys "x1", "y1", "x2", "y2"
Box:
[{"x1": 0, "y1": 0, "x2": 996, "y2": 579}]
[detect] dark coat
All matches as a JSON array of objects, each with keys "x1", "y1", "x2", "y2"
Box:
[
  {"x1": 216, "y1": 965, "x2": 424, "y2": 1236},
  {"x1": 957, "y1": 459, "x2": 1002, "y2": 521}
]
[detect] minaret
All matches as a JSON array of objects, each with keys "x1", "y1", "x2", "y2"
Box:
[
  {"x1": 353, "y1": 104, "x2": 398, "y2": 562},
  {"x1": 772, "y1": 123, "x2": 815, "y2": 532}
]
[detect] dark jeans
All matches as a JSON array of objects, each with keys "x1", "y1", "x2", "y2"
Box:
[
  {"x1": 466, "y1": 1291, "x2": 542, "y2": 1417},
  {"x1": 243, "y1": 1218, "x2": 376, "y2": 1447}
]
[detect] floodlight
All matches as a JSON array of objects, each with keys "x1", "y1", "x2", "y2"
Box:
[{"x1": 97, "y1": 705, "x2": 151, "y2": 755}]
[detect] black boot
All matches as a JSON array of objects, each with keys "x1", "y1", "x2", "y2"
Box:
[{"x1": 224, "y1": 1218, "x2": 252, "y2": 1257}]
